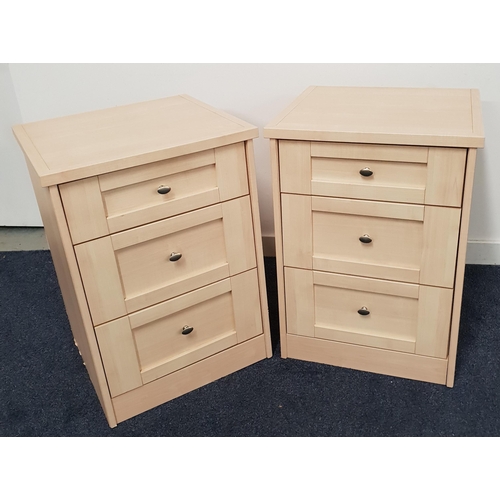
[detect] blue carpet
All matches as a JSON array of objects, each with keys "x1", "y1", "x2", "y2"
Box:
[{"x1": 1, "y1": 251, "x2": 499, "y2": 436}]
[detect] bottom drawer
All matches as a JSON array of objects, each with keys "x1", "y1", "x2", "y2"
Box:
[
  {"x1": 285, "y1": 267, "x2": 453, "y2": 358},
  {"x1": 95, "y1": 269, "x2": 263, "y2": 397}
]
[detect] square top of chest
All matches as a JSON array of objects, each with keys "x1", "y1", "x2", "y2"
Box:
[
  {"x1": 264, "y1": 86, "x2": 484, "y2": 148},
  {"x1": 13, "y1": 94, "x2": 258, "y2": 187}
]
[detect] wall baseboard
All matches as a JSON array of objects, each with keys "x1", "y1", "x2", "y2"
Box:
[
  {"x1": 466, "y1": 241, "x2": 500, "y2": 265},
  {"x1": 2, "y1": 230, "x2": 498, "y2": 265},
  {"x1": 262, "y1": 236, "x2": 276, "y2": 258},
  {"x1": 262, "y1": 236, "x2": 500, "y2": 265}
]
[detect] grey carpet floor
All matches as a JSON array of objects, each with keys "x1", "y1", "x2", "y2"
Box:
[{"x1": 1, "y1": 251, "x2": 499, "y2": 436}]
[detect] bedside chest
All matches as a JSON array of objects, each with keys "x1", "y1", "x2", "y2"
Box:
[
  {"x1": 13, "y1": 95, "x2": 272, "y2": 427},
  {"x1": 264, "y1": 86, "x2": 484, "y2": 386}
]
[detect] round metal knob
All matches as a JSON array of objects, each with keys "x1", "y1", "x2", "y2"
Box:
[
  {"x1": 358, "y1": 307, "x2": 370, "y2": 316},
  {"x1": 359, "y1": 168, "x2": 373, "y2": 177},
  {"x1": 359, "y1": 234, "x2": 372, "y2": 244},
  {"x1": 181, "y1": 325, "x2": 194, "y2": 335},
  {"x1": 157, "y1": 185, "x2": 171, "y2": 195},
  {"x1": 169, "y1": 252, "x2": 182, "y2": 262}
]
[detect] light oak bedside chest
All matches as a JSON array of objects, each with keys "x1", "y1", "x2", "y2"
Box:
[
  {"x1": 264, "y1": 86, "x2": 484, "y2": 386},
  {"x1": 13, "y1": 95, "x2": 272, "y2": 427}
]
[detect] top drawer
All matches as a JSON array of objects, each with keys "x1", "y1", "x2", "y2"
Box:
[
  {"x1": 279, "y1": 141, "x2": 466, "y2": 207},
  {"x1": 59, "y1": 142, "x2": 249, "y2": 244}
]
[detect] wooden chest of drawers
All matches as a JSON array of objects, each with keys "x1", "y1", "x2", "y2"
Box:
[
  {"x1": 264, "y1": 86, "x2": 484, "y2": 386},
  {"x1": 13, "y1": 95, "x2": 272, "y2": 426}
]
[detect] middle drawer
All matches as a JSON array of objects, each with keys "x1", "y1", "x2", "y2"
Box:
[
  {"x1": 282, "y1": 194, "x2": 461, "y2": 288},
  {"x1": 75, "y1": 196, "x2": 256, "y2": 326}
]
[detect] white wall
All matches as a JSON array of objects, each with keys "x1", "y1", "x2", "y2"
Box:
[
  {"x1": 3, "y1": 63, "x2": 500, "y2": 262},
  {"x1": 0, "y1": 64, "x2": 42, "y2": 225}
]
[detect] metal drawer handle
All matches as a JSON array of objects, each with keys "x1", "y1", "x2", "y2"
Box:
[
  {"x1": 169, "y1": 252, "x2": 182, "y2": 262},
  {"x1": 358, "y1": 307, "x2": 370, "y2": 316},
  {"x1": 181, "y1": 325, "x2": 194, "y2": 335},
  {"x1": 157, "y1": 185, "x2": 171, "y2": 195},
  {"x1": 359, "y1": 167, "x2": 373, "y2": 177},
  {"x1": 359, "y1": 234, "x2": 372, "y2": 244}
]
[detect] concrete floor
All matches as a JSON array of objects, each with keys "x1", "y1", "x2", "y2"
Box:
[{"x1": 0, "y1": 227, "x2": 49, "y2": 251}]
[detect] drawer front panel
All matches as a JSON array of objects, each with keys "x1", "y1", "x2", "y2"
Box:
[
  {"x1": 133, "y1": 279, "x2": 237, "y2": 384},
  {"x1": 102, "y1": 162, "x2": 219, "y2": 233},
  {"x1": 76, "y1": 197, "x2": 257, "y2": 325},
  {"x1": 95, "y1": 269, "x2": 263, "y2": 395},
  {"x1": 114, "y1": 211, "x2": 228, "y2": 309},
  {"x1": 313, "y1": 204, "x2": 423, "y2": 283},
  {"x1": 311, "y1": 156, "x2": 426, "y2": 204},
  {"x1": 314, "y1": 272, "x2": 419, "y2": 353},
  {"x1": 279, "y1": 140, "x2": 466, "y2": 207},
  {"x1": 282, "y1": 194, "x2": 461, "y2": 287},
  {"x1": 285, "y1": 268, "x2": 452, "y2": 357},
  {"x1": 61, "y1": 143, "x2": 250, "y2": 243}
]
